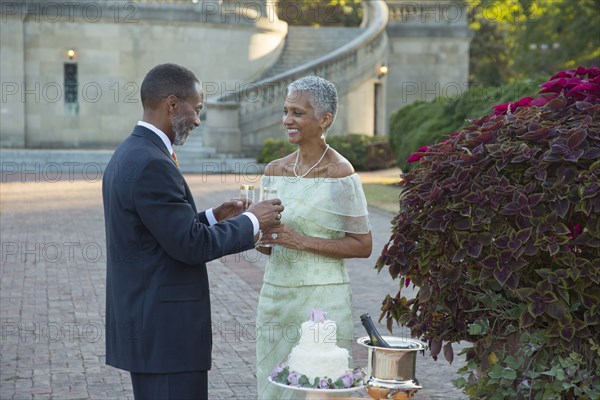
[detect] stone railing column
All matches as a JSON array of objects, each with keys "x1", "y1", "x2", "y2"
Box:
[{"x1": 203, "y1": 101, "x2": 242, "y2": 154}]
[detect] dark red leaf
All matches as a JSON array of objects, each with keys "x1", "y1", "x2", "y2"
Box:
[
  {"x1": 510, "y1": 258, "x2": 528, "y2": 271},
  {"x1": 546, "y1": 301, "x2": 569, "y2": 323},
  {"x1": 520, "y1": 309, "x2": 535, "y2": 328},
  {"x1": 480, "y1": 256, "x2": 497, "y2": 270},
  {"x1": 567, "y1": 128, "x2": 589, "y2": 148},
  {"x1": 468, "y1": 243, "x2": 482, "y2": 258},
  {"x1": 424, "y1": 220, "x2": 443, "y2": 231},
  {"x1": 582, "y1": 147, "x2": 600, "y2": 160},
  {"x1": 430, "y1": 340, "x2": 442, "y2": 358},
  {"x1": 454, "y1": 218, "x2": 472, "y2": 230},
  {"x1": 516, "y1": 228, "x2": 533, "y2": 243},
  {"x1": 501, "y1": 202, "x2": 522, "y2": 215},
  {"x1": 560, "y1": 326, "x2": 575, "y2": 342},
  {"x1": 443, "y1": 342, "x2": 454, "y2": 364},
  {"x1": 505, "y1": 273, "x2": 520, "y2": 289},
  {"x1": 567, "y1": 82, "x2": 598, "y2": 96},
  {"x1": 452, "y1": 248, "x2": 467, "y2": 263},
  {"x1": 528, "y1": 302, "x2": 546, "y2": 317},
  {"x1": 494, "y1": 265, "x2": 513, "y2": 286},
  {"x1": 546, "y1": 96, "x2": 567, "y2": 110}
]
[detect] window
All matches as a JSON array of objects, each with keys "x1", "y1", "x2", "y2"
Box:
[{"x1": 64, "y1": 63, "x2": 78, "y2": 104}]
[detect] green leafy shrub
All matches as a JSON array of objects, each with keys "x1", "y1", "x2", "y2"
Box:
[
  {"x1": 258, "y1": 134, "x2": 395, "y2": 171},
  {"x1": 389, "y1": 79, "x2": 544, "y2": 171},
  {"x1": 377, "y1": 66, "x2": 600, "y2": 399},
  {"x1": 257, "y1": 138, "x2": 296, "y2": 164}
]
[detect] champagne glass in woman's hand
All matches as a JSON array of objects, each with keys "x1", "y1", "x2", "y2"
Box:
[
  {"x1": 259, "y1": 187, "x2": 278, "y2": 247},
  {"x1": 239, "y1": 184, "x2": 255, "y2": 211},
  {"x1": 262, "y1": 187, "x2": 278, "y2": 202}
]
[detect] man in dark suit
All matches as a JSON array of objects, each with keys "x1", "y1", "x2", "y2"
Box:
[{"x1": 102, "y1": 63, "x2": 283, "y2": 400}]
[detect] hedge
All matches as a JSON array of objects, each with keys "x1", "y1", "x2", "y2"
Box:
[
  {"x1": 389, "y1": 78, "x2": 546, "y2": 171},
  {"x1": 257, "y1": 134, "x2": 395, "y2": 171}
]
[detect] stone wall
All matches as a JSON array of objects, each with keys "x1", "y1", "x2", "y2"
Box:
[
  {"x1": 384, "y1": 0, "x2": 472, "y2": 122},
  {"x1": 0, "y1": 15, "x2": 26, "y2": 147}
]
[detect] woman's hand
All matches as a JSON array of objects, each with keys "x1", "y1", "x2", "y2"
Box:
[
  {"x1": 259, "y1": 224, "x2": 302, "y2": 249},
  {"x1": 261, "y1": 224, "x2": 372, "y2": 259}
]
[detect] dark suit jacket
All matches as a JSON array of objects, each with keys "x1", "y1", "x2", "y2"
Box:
[{"x1": 102, "y1": 125, "x2": 255, "y2": 373}]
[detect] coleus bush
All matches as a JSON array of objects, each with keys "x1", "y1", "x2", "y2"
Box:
[{"x1": 377, "y1": 66, "x2": 600, "y2": 399}]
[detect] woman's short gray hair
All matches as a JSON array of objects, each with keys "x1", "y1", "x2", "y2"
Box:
[{"x1": 288, "y1": 76, "x2": 338, "y2": 131}]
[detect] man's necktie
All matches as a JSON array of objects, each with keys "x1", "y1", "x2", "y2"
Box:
[{"x1": 172, "y1": 151, "x2": 180, "y2": 169}]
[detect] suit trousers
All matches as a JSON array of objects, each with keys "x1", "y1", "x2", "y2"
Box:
[{"x1": 130, "y1": 371, "x2": 208, "y2": 400}]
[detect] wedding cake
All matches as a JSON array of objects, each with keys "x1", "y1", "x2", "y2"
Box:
[{"x1": 287, "y1": 309, "x2": 350, "y2": 381}]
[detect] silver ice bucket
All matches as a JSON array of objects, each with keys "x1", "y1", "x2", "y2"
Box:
[{"x1": 357, "y1": 336, "x2": 428, "y2": 399}]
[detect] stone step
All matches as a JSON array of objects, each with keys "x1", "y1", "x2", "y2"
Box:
[{"x1": 264, "y1": 26, "x2": 362, "y2": 78}]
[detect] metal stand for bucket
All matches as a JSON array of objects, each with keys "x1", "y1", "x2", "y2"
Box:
[{"x1": 357, "y1": 336, "x2": 428, "y2": 400}]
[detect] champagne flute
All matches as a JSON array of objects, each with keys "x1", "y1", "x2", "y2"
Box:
[
  {"x1": 259, "y1": 186, "x2": 278, "y2": 247},
  {"x1": 239, "y1": 184, "x2": 255, "y2": 211},
  {"x1": 261, "y1": 187, "x2": 278, "y2": 202}
]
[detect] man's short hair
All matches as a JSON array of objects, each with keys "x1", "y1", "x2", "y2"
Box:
[{"x1": 140, "y1": 63, "x2": 200, "y2": 109}]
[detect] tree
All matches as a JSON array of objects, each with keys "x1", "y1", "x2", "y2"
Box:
[
  {"x1": 513, "y1": 0, "x2": 600, "y2": 75},
  {"x1": 468, "y1": 0, "x2": 600, "y2": 85}
]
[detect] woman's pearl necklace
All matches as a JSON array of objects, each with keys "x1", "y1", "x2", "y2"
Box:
[{"x1": 294, "y1": 145, "x2": 330, "y2": 178}]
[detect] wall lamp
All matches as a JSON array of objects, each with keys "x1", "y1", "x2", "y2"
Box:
[
  {"x1": 67, "y1": 49, "x2": 77, "y2": 60},
  {"x1": 377, "y1": 63, "x2": 388, "y2": 79}
]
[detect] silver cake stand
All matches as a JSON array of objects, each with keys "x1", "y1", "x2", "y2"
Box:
[{"x1": 268, "y1": 377, "x2": 364, "y2": 399}]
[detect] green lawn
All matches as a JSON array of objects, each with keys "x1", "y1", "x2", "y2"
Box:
[{"x1": 363, "y1": 183, "x2": 400, "y2": 214}]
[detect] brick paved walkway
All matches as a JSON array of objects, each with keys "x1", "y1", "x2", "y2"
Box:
[{"x1": 1, "y1": 171, "x2": 466, "y2": 399}]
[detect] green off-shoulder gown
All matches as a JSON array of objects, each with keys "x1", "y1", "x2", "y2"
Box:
[{"x1": 255, "y1": 174, "x2": 371, "y2": 399}]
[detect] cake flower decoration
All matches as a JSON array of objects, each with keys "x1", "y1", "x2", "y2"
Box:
[
  {"x1": 339, "y1": 371, "x2": 355, "y2": 388},
  {"x1": 287, "y1": 370, "x2": 301, "y2": 387},
  {"x1": 270, "y1": 363, "x2": 284, "y2": 380},
  {"x1": 310, "y1": 308, "x2": 327, "y2": 323},
  {"x1": 318, "y1": 377, "x2": 330, "y2": 389},
  {"x1": 270, "y1": 362, "x2": 365, "y2": 389}
]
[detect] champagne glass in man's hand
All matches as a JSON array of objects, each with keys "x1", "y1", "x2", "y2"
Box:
[
  {"x1": 247, "y1": 198, "x2": 283, "y2": 231},
  {"x1": 239, "y1": 184, "x2": 255, "y2": 211}
]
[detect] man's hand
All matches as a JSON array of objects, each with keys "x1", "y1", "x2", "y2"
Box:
[
  {"x1": 248, "y1": 199, "x2": 284, "y2": 230},
  {"x1": 213, "y1": 200, "x2": 245, "y2": 222}
]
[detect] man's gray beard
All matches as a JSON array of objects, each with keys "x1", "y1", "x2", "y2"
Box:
[
  {"x1": 171, "y1": 115, "x2": 192, "y2": 146},
  {"x1": 173, "y1": 130, "x2": 189, "y2": 146}
]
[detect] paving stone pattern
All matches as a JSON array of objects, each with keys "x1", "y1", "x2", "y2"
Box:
[{"x1": 1, "y1": 173, "x2": 466, "y2": 399}]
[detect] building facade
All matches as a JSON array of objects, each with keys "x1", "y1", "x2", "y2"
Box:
[{"x1": 0, "y1": 0, "x2": 471, "y2": 156}]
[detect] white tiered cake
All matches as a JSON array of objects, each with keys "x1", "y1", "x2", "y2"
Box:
[{"x1": 287, "y1": 310, "x2": 350, "y2": 382}]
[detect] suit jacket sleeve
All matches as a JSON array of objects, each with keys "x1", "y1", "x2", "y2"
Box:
[{"x1": 133, "y1": 157, "x2": 254, "y2": 264}]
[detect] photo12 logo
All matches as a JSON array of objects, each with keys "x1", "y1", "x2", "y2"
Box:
[
  {"x1": 1, "y1": 81, "x2": 140, "y2": 105},
  {"x1": 1, "y1": 162, "x2": 103, "y2": 183},
  {"x1": 0, "y1": 1, "x2": 140, "y2": 24},
  {"x1": 1, "y1": 320, "x2": 103, "y2": 344},
  {"x1": 1, "y1": 241, "x2": 104, "y2": 264}
]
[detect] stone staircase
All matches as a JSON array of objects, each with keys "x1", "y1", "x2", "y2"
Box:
[
  {"x1": 178, "y1": 25, "x2": 364, "y2": 171},
  {"x1": 0, "y1": 147, "x2": 262, "y2": 178},
  {"x1": 0, "y1": 128, "x2": 260, "y2": 177},
  {"x1": 174, "y1": 126, "x2": 263, "y2": 174},
  {"x1": 263, "y1": 26, "x2": 362, "y2": 78}
]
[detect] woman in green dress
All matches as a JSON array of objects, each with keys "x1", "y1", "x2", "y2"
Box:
[{"x1": 255, "y1": 76, "x2": 373, "y2": 399}]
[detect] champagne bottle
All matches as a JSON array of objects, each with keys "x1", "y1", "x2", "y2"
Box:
[{"x1": 360, "y1": 313, "x2": 392, "y2": 348}]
